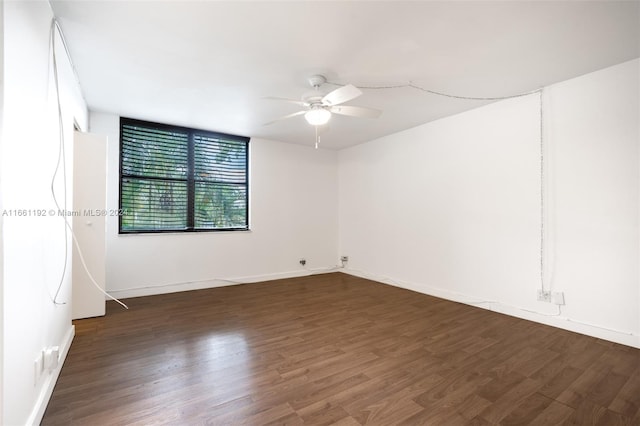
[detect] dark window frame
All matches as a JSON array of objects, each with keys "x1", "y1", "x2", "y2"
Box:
[{"x1": 119, "y1": 117, "x2": 250, "y2": 234}]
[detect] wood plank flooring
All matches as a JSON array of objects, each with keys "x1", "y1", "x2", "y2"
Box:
[{"x1": 42, "y1": 273, "x2": 639, "y2": 425}]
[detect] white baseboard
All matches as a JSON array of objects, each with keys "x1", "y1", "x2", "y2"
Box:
[
  {"x1": 342, "y1": 269, "x2": 639, "y2": 349},
  {"x1": 26, "y1": 324, "x2": 75, "y2": 426},
  {"x1": 107, "y1": 268, "x2": 340, "y2": 300}
]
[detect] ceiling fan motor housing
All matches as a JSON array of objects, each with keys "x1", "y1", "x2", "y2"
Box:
[
  {"x1": 308, "y1": 74, "x2": 327, "y2": 89},
  {"x1": 265, "y1": 75, "x2": 381, "y2": 128}
]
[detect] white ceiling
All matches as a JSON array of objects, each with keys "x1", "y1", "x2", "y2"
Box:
[{"x1": 50, "y1": 1, "x2": 639, "y2": 150}]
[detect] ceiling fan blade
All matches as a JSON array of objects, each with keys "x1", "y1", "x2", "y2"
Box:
[
  {"x1": 330, "y1": 105, "x2": 382, "y2": 119},
  {"x1": 322, "y1": 84, "x2": 362, "y2": 106},
  {"x1": 263, "y1": 110, "x2": 306, "y2": 126},
  {"x1": 262, "y1": 96, "x2": 307, "y2": 107}
]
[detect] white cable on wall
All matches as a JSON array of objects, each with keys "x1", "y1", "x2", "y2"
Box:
[
  {"x1": 49, "y1": 18, "x2": 128, "y2": 310},
  {"x1": 539, "y1": 89, "x2": 546, "y2": 293},
  {"x1": 49, "y1": 19, "x2": 69, "y2": 305}
]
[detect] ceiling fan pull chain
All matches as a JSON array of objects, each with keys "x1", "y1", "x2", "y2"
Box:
[{"x1": 315, "y1": 126, "x2": 319, "y2": 149}]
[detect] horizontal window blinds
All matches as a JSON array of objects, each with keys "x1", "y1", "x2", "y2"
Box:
[
  {"x1": 120, "y1": 118, "x2": 249, "y2": 233},
  {"x1": 193, "y1": 134, "x2": 248, "y2": 229}
]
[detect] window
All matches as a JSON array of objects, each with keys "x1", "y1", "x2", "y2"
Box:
[{"x1": 119, "y1": 118, "x2": 249, "y2": 233}]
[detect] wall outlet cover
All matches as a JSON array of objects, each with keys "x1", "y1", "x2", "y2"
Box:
[{"x1": 552, "y1": 292, "x2": 565, "y2": 305}]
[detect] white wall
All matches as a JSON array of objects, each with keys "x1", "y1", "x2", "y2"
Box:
[
  {"x1": 546, "y1": 60, "x2": 638, "y2": 344},
  {"x1": 90, "y1": 112, "x2": 339, "y2": 298},
  {"x1": 0, "y1": 1, "x2": 5, "y2": 421},
  {"x1": 1, "y1": 1, "x2": 88, "y2": 424},
  {"x1": 339, "y1": 59, "x2": 639, "y2": 348}
]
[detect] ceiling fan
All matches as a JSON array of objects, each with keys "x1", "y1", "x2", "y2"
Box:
[{"x1": 264, "y1": 75, "x2": 382, "y2": 127}]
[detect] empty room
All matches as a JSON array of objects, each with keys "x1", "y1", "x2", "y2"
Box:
[{"x1": 1, "y1": 0, "x2": 639, "y2": 425}]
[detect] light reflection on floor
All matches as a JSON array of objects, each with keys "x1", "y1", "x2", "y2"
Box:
[{"x1": 153, "y1": 331, "x2": 254, "y2": 411}]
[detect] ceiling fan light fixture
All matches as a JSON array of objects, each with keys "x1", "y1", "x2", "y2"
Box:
[{"x1": 304, "y1": 108, "x2": 331, "y2": 126}]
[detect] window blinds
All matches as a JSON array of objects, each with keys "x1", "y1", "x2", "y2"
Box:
[{"x1": 120, "y1": 118, "x2": 249, "y2": 233}]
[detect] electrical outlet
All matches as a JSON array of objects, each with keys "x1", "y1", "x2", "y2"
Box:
[
  {"x1": 341, "y1": 256, "x2": 349, "y2": 262},
  {"x1": 299, "y1": 258, "x2": 306, "y2": 266},
  {"x1": 34, "y1": 353, "x2": 44, "y2": 384},
  {"x1": 552, "y1": 292, "x2": 565, "y2": 305},
  {"x1": 44, "y1": 346, "x2": 60, "y2": 371},
  {"x1": 537, "y1": 289, "x2": 551, "y2": 303}
]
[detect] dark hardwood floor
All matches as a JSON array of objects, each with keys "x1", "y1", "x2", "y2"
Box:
[{"x1": 42, "y1": 273, "x2": 639, "y2": 425}]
